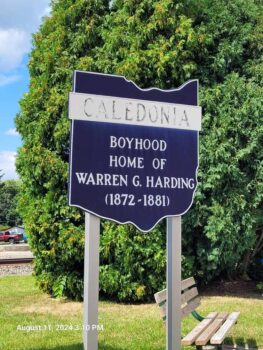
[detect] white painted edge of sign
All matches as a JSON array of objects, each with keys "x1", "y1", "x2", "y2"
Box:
[{"x1": 68, "y1": 92, "x2": 201, "y2": 131}]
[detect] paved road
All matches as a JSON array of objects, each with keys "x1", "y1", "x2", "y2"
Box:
[
  {"x1": 0, "y1": 250, "x2": 34, "y2": 260},
  {"x1": 0, "y1": 243, "x2": 30, "y2": 252}
]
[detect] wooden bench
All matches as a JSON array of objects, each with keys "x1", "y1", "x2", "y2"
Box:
[{"x1": 154, "y1": 277, "x2": 240, "y2": 349}]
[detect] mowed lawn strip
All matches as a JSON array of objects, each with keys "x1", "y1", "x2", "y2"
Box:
[{"x1": 0, "y1": 275, "x2": 262, "y2": 350}]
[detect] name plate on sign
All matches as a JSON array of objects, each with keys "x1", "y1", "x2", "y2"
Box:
[{"x1": 68, "y1": 71, "x2": 201, "y2": 231}]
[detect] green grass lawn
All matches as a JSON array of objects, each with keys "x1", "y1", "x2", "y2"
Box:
[{"x1": 0, "y1": 275, "x2": 262, "y2": 350}]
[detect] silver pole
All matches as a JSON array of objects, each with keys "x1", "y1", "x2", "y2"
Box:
[
  {"x1": 83, "y1": 213, "x2": 100, "y2": 350},
  {"x1": 166, "y1": 216, "x2": 181, "y2": 350}
]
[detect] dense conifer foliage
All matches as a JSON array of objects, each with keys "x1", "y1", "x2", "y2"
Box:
[{"x1": 16, "y1": 0, "x2": 262, "y2": 300}]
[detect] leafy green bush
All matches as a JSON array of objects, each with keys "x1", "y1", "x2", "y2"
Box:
[
  {"x1": 184, "y1": 74, "x2": 263, "y2": 282},
  {"x1": 100, "y1": 221, "x2": 195, "y2": 302},
  {"x1": 16, "y1": 0, "x2": 262, "y2": 301},
  {"x1": 100, "y1": 222, "x2": 166, "y2": 301}
]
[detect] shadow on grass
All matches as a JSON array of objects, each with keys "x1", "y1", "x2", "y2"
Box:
[
  {"x1": 225, "y1": 336, "x2": 260, "y2": 349},
  {"x1": 34, "y1": 343, "x2": 126, "y2": 350}
]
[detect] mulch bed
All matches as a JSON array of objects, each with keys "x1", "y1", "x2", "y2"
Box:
[{"x1": 200, "y1": 280, "x2": 260, "y2": 298}]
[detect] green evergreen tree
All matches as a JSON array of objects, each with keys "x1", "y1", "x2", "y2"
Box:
[
  {"x1": 16, "y1": 0, "x2": 109, "y2": 299},
  {"x1": 16, "y1": 0, "x2": 263, "y2": 300}
]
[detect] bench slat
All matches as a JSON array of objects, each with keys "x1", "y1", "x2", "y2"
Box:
[
  {"x1": 156, "y1": 286, "x2": 199, "y2": 307},
  {"x1": 210, "y1": 312, "x2": 240, "y2": 345},
  {"x1": 182, "y1": 277, "x2": 196, "y2": 291},
  {"x1": 195, "y1": 312, "x2": 229, "y2": 346},
  {"x1": 182, "y1": 297, "x2": 201, "y2": 318},
  {"x1": 154, "y1": 277, "x2": 197, "y2": 305},
  {"x1": 159, "y1": 303, "x2": 166, "y2": 320},
  {"x1": 154, "y1": 289, "x2": 166, "y2": 305},
  {"x1": 181, "y1": 312, "x2": 218, "y2": 346},
  {"x1": 158, "y1": 297, "x2": 201, "y2": 321},
  {"x1": 228, "y1": 311, "x2": 240, "y2": 321},
  {"x1": 182, "y1": 287, "x2": 198, "y2": 304}
]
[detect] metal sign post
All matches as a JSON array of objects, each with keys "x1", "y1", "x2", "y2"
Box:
[
  {"x1": 83, "y1": 213, "x2": 100, "y2": 350},
  {"x1": 167, "y1": 216, "x2": 181, "y2": 350}
]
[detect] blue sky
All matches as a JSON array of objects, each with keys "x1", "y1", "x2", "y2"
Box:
[{"x1": 0, "y1": 0, "x2": 50, "y2": 180}]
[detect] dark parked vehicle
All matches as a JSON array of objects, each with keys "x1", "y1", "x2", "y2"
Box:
[{"x1": 0, "y1": 230, "x2": 22, "y2": 244}]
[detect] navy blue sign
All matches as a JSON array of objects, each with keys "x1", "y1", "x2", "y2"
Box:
[{"x1": 68, "y1": 71, "x2": 201, "y2": 232}]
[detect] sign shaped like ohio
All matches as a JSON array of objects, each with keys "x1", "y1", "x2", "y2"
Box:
[{"x1": 68, "y1": 71, "x2": 201, "y2": 232}]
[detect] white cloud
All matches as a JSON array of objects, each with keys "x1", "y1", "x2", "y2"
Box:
[
  {"x1": 0, "y1": 74, "x2": 21, "y2": 87},
  {"x1": 0, "y1": 0, "x2": 50, "y2": 74},
  {"x1": 0, "y1": 29, "x2": 31, "y2": 72},
  {"x1": 0, "y1": 0, "x2": 51, "y2": 32},
  {"x1": 5, "y1": 128, "x2": 19, "y2": 137},
  {"x1": 0, "y1": 151, "x2": 18, "y2": 180}
]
